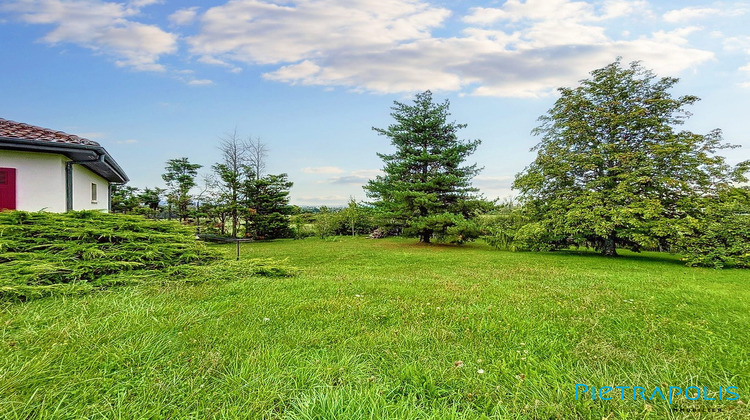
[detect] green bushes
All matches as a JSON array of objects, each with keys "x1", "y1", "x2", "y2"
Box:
[
  {"x1": 0, "y1": 211, "x2": 219, "y2": 299},
  {"x1": 676, "y1": 188, "x2": 750, "y2": 268}
]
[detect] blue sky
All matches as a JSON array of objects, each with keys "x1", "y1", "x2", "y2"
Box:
[{"x1": 1, "y1": 0, "x2": 749, "y2": 206}]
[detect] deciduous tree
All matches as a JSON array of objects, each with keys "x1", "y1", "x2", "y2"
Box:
[
  {"x1": 213, "y1": 131, "x2": 249, "y2": 237},
  {"x1": 514, "y1": 60, "x2": 746, "y2": 256}
]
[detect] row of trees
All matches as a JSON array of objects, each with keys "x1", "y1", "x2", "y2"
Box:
[
  {"x1": 112, "y1": 134, "x2": 295, "y2": 239},
  {"x1": 114, "y1": 59, "x2": 748, "y2": 267},
  {"x1": 362, "y1": 60, "x2": 749, "y2": 267}
]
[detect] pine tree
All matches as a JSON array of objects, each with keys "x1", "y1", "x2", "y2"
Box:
[{"x1": 365, "y1": 90, "x2": 485, "y2": 243}]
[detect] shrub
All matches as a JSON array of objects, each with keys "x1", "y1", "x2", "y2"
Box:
[
  {"x1": 479, "y1": 206, "x2": 529, "y2": 250},
  {"x1": 676, "y1": 188, "x2": 750, "y2": 268},
  {"x1": 0, "y1": 211, "x2": 219, "y2": 299}
]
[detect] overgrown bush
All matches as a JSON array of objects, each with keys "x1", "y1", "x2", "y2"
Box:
[
  {"x1": 479, "y1": 206, "x2": 531, "y2": 250},
  {"x1": 676, "y1": 188, "x2": 750, "y2": 268},
  {"x1": 0, "y1": 211, "x2": 219, "y2": 299},
  {"x1": 310, "y1": 204, "x2": 377, "y2": 239}
]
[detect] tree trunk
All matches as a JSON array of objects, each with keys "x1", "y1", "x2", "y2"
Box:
[
  {"x1": 601, "y1": 235, "x2": 617, "y2": 256},
  {"x1": 420, "y1": 230, "x2": 432, "y2": 243}
]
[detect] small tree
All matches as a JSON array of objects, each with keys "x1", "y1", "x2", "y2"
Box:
[
  {"x1": 243, "y1": 173, "x2": 294, "y2": 239},
  {"x1": 162, "y1": 158, "x2": 202, "y2": 222},
  {"x1": 213, "y1": 131, "x2": 249, "y2": 237},
  {"x1": 365, "y1": 90, "x2": 486, "y2": 243},
  {"x1": 138, "y1": 187, "x2": 164, "y2": 218},
  {"x1": 341, "y1": 197, "x2": 361, "y2": 237},
  {"x1": 514, "y1": 60, "x2": 745, "y2": 256},
  {"x1": 313, "y1": 206, "x2": 337, "y2": 239},
  {"x1": 111, "y1": 185, "x2": 140, "y2": 213}
]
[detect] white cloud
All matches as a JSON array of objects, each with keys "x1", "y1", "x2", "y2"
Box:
[
  {"x1": 169, "y1": 7, "x2": 199, "y2": 26},
  {"x1": 3, "y1": 0, "x2": 177, "y2": 71},
  {"x1": 128, "y1": 0, "x2": 161, "y2": 7},
  {"x1": 187, "y1": 79, "x2": 214, "y2": 86},
  {"x1": 189, "y1": 0, "x2": 450, "y2": 65},
  {"x1": 723, "y1": 36, "x2": 750, "y2": 88},
  {"x1": 600, "y1": 0, "x2": 650, "y2": 19},
  {"x1": 663, "y1": 7, "x2": 722, "y2": 23},
  {"x1": 302, "y1": 166, "x2": 345, "y2": 174},
  {"x1": 2, "y1": 0, "x2": 723, "y2": 96},
  {"x1": 326, "y1": 169, "x2": 382, "y2": 184},
  {"x1": 186, "y1": 0, "x2": 713, "y2": 97}
]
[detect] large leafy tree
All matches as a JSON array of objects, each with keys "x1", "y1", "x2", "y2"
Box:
[
  {"x1": 365, "y1": 90, "x2": 485, "y2": 243},
  {"x1": 514, "y1": 60, "x2": 745, "y2": 256},
  {"x1": 676, "y1": 187, "x2": 750, "y2": 268}
]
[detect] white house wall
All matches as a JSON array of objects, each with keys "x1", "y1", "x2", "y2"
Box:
[
  {"x1": 0, "y1": 150, "x2": 66, "y2": 212},
  {"x1": 0, "y1": 150, "x2": 111, "y2": 212},
  {"x1": 72, "y1": 164, "x2": 109, "y2": 211}
]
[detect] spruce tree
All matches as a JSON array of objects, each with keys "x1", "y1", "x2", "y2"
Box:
[{"x1": 365, "y1": 90, "x2": 485, "y2": 243}]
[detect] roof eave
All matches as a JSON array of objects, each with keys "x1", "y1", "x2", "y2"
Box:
[{"x1": 0, "y1": 137, "x2": 129, "y2": 183}]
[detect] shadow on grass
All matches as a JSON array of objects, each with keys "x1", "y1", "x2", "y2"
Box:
[{"x1": 551, "y1": 248, "x2": 686, "y2": 267}]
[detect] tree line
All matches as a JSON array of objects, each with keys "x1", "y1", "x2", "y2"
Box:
[
  {"x1": 112, "y1": 133, "x2": 294, "y2": 240},
  {"x1": 115, "y1": 59, "x2": 749, "y2": 268},
  {"x1": 364, "y1": 60, "x2": 749, "y2": 267}
]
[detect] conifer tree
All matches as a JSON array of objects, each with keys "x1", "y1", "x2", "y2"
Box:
[{"x1": 365, "y1": 90, "x2": 485, "y2": 243}]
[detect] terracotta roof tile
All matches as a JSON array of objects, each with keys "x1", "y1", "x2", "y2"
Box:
[{"x1": 0, "y1": 118, "x2": 100, "y2": 147}]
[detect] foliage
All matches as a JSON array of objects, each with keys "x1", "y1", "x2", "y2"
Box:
[
  {"x1": 290, "y1": 213, "x2": 317, "y2": 239},
  {"x1": 309, "y1": 203, "x2": 377, "y2": 239},
  {"x1": 138, "y1": 186, "x2": 165, "y2": 217},
  {"x1": 162, "y1": 157, "x2": 202, "y2": 221},
  {"x1": 243, "y1": 173, "x2": 295, "y2": 239},
  {"x1": 0, "y1": 211, "x2": 218, "y2": 300},
  {"x1": 479, "y1": 203, "x2": 529, "y2": 250},
  {"x1": 514, "y1": 60, "x2": 745, "y2": 256},
  {"x1": 110, "y1": 185, "x2": 140, "y2": 213},
  {"x1": 1, "y1": 237, "x2": 747, "y2": 419},
  {"x1": 676, "y1": 187, "x2": 750, "y2": 268},
  {"x1": 365, "y1": 90, "x2": 488, "y2": 243},
  {"x1": 339, "y1": 198, "x2": 369, "y2": 237},
  {"x1": 312, "y1": 206, "x2": 339, "y2": 239}
]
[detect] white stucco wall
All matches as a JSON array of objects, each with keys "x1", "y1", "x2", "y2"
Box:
[
  {"x1": 0, "y1": 150, "x2": 66, "y2": 212},
  {"x1": 72, "y1": 164, "x2": 109, "y2": 211},
  {"x1": 0, "y1": 150, "x2": 110, "y2": 212}
]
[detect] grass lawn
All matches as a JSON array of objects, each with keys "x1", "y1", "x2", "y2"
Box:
[{"x1": 1, "y1": 237, "x2": 747, "y2": 419}]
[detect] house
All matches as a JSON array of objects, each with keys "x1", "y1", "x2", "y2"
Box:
[{"x1": 0, "y1": 118, "x2": 129, "y2": 212}]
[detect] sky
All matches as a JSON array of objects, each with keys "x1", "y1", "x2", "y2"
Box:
[{"x1": 1, "y1": 0, "x2": 749, "y2": 206}]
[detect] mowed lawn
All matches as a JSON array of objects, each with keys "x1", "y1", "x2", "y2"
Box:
[{"x1": 1, "y1": 237, "x2": 747, "y2": 419}]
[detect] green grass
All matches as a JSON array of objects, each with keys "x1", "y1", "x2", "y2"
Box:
[{"x1": 1, "y1": 237, "x2": 748, "y2": 419}]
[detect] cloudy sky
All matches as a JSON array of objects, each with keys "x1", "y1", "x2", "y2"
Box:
[{"x1": 1, "y1": 0, "x2": 749, "y2": 206}]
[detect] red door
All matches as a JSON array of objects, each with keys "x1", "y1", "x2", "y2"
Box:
[{"x1": 0, "y1": 168, "x2": 17, "y2": 210}]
